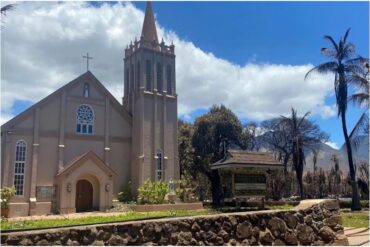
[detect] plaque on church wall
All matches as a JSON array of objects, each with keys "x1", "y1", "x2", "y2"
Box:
[{"x1": 36, "y1": 186, "x2": 57, "y2": 201}]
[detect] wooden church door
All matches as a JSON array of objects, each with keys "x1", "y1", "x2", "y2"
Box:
[{"x1": 75, "y1": 179, "x2": 93, "y2": 212}]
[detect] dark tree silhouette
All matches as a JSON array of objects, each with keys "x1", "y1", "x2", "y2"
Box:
[
  {"x1": 192, "y1": 105, "x2": 247, "y2": 207},
  {"x1": 305, "y1": 28, "x2": 365, "y2": 210},
  {"x1": 279, "y1": 108, "x2": 328, "y2": 199}
]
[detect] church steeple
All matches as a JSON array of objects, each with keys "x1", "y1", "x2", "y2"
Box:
[{"x1": 141, "y1": 1, "x2": 158, "y2": 43}]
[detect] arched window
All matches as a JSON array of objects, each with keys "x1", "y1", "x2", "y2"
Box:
[
  {"x1": 157, "y1": 62, "x2": 162, "y2": 92},
  {"x1": 146, "y1": 60, "x2": 151, "y2": 91},
  {"x1": 14, "y1": 140, "x2": 26, "y2": 196},
  {"x1": 83, "y1": 83, "x2": 89, "y2": 98},
  {"x1": 156, "y1": 150, "x2": 163, "y2": 180},
  {"x1": 76, "y1": 104, "x2": 94, "y2": 134},
  {"x1": 166, "y1": 65, "x2": 172, "y2": 94},
  {"x1": 136, "y1": 61, "x2": 140, "y2": 91}
]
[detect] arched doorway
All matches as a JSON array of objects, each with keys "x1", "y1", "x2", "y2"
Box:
[{"x1": 75, "y1": 179, "x2": 93, "y2": 212}]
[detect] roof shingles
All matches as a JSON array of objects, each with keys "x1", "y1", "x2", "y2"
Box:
[{"x1": 211, "y1": 149, "x2": 283, "y2": 168}]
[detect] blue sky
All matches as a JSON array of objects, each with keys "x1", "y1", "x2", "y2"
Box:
[{"x1": 4, "y1": 1, "x2": 369, "y2": 149}]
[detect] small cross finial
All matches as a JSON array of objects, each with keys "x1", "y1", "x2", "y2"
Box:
[{"x1": 82, "y1": 52, "x2": 93, "y2": 71}]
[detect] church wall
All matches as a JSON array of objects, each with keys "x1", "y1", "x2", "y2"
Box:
[
  {"x1": 14, "y1": 112, "x2": 34, "y2": 129},
  {"x1": 68, "y1": 81, "x2": 104, "y2": 100},
  {"x1": 109, "y1": 106, "x2": 131, "y2": 137},
  {"x1": 65, "y1": 100, "x2": 105, "y2": 136},
  {"x1": 165, "y1": 98, "x2": 179, "y2": 180},
  {"x1": 155, "y1": 97, "x2": 164, "y2": 150},
  {"x1": 6, "y1": 134, "x2": 33, "y2": 203},
  {"x1": 1, "y1": 133, "x2": 6, "y2": 186},
  {"x1": 130, "y1": 94, "x2": 143, "y2": 194},
  {"x1": 143, "y1": 94, "x2": 155, "y2": 180},
  {"x1": 39, "y1": 96, "x2": 60, "y2": 132},
  {"x1": 37, "y1": 137, "x2": 59, "y2": 185},
  {"x1": 64, "y1": 139, "x2": 104, "y2": 163},
  {"x1": 109, "y1": 141, "x2": 131, "y2": 196}
]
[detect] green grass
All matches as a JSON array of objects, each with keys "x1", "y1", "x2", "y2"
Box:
[
  {"x1": 265, "y1": 204, "x2": 295, "y2": 210},
  {"x1": 341, "y1": 210, "x2": 370, "y2": 228},
  {"x1": 0, "y1": 209, "x2": 215, "y2": 231}
]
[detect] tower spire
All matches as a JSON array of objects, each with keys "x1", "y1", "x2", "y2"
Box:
[{"x1": 141, "y1": 1, "x2": 158, "y2": 43}]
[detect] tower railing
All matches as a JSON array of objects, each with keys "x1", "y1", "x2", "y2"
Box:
[{"x1": 125, "y1": 36, "x2": 175, "y2": 56}]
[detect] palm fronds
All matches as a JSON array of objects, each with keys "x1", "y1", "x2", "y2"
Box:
[
  {"x1": 305, "y1": 61, "x2": 338, "y2": 79},
  {"x1": 1, "y1": 4, "x2": 16, "y2": 16},
  {"x1": 324, "y1": 35, "x2": 339, "y2": 52},
  {"x1": 349, "y1": 112, "x2": 369, "y2": 150}
]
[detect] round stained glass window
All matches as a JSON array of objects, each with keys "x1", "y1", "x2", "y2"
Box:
[{"x1": 76, "y1": 105, "x2": 94, "y2": 124}]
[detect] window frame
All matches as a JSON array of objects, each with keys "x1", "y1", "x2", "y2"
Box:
[
  {"x1": 156, "y1": 62, "x2": 163, "y2": 93},
  {"x1": 156, "y1": 150, "x2": 163, "y2": 181},
  {"x1": 146, "y1": 60, "x2": 152, "y2": 91},
  {"x1": 13, "y1": 140, "x2": 27, "y2": 196},
  {"x1": 83, "y1": 83, "x2": 90, "y2": 98},
  {"x1": 166, "y1": 65, "x2": 172, "y2": 94},
  {"x1": 76, "y1": 104, "x2": 94, "y2": 135}
]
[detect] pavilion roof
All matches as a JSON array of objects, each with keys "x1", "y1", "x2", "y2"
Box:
[{"x1": 210, "y1": 149, "x2": 284, "y2": 170}]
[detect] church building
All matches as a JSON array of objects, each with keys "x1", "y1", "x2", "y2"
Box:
[{"x1": 1, "y1": 2, "x2": 179, "y2": 217}]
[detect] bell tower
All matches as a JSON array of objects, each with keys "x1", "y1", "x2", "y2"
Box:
[{"x1": 123, "y1": 1, "x2": 179, "y2": 191}]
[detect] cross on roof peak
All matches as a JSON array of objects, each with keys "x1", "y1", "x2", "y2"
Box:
[{"x1": 82, "y1": 52, "x2": 93, "y2": 71}]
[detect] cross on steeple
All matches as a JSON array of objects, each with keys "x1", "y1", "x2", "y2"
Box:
[{"x1": 82, "y1": 52, "x2": 93, "y2": 71}]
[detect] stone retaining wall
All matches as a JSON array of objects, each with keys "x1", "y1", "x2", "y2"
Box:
[{"x1": 1, "y1": 200, "x2": 348, "y2": 246}]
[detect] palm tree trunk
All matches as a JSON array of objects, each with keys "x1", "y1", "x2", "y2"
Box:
[{"x1": 341, "y1": 111, "x2": 361, "y2": 210}]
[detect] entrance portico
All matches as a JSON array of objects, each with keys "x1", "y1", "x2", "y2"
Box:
[{"x1": 56, "y1": 151, "x2": 117, "y2": 214}]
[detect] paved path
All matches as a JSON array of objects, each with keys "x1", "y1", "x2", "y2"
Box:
[{"x1": 344, "y1": 227, "x2": 370, "y2": 246}]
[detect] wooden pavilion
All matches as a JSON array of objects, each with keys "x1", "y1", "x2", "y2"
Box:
[{"x1": 211, "y1": 149, "x2": 284, "y2": 202}]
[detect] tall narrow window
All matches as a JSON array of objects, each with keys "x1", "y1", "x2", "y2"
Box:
[
  {"x1": 130, "y1": 66, "x2": 134, "y2": 94},
  {"x1": 14, "y1": 140, "x2": 26, "y2": 196},
  {"x1": 125, "y1": 68, "x2": 130, "y2": 96},
  {"x1": 156, "y1": 62, "x2": 162, "y2": 92},
  {"x1": 136, "y1": 62, "x2": 140, "y2": 91},
  {"x1": 83, "y1": 83, "x2": 90, "y2": 98},
  {"x1": 146, "y1": 60, "x2": 151, "y2": 91},
  {"x1": 156, "y1": 150, "x2": 163, "y2": 180},
  {"x1": 76, "y1": 104, "x2": 94, "y2": 134},
  {"x1": 166, "y1": 65, "x2": 172, "y2": 94}
]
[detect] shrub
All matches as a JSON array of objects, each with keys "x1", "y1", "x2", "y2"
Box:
[
  {"x1": 174, "y1": 179, "x2": 197, "y2": 202},
  {"x1": 137, "y1": 179, "x2": 168, "y2": 204},
  {"x1": 117, "y1": 181, "x2": 133, "y2": 202},
  {"x1": 1, "y1": 187, "x2": 16, "y2": 209}
]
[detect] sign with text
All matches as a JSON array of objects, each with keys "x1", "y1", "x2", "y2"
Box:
[{"x1": 234, "y1": 174, "x2": 266, "y2": 196}]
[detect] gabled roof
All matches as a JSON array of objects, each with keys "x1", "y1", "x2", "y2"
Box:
[
  {"x1": 56, "y1": 150, "x2": 117, "y2": 177},
  {"x1": 141, "y1": 1, "x2": 158, "y2": 43},
  {"x1": 1, "y1": 71, "x2": 132, "y2": 130},
  {"x1": 211, "y1": 149, "x2": 284, "y2": 170}
]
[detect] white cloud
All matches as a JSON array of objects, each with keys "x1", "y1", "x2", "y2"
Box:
[
  {"x1": 325, "y1": 141, "x2": 340, "y2": 150},
  {"x1": 1, "y1": 1, "x2": 336, "y2": 125}
]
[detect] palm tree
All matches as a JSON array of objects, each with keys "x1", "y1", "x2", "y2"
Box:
[
  {"x1": 348, "y1": 58, "x2": 369, "y2": 149},
  {"x1": 305, "y1": 28, "x2": 363, "y2": 210},
  {"x1": 1, "y1": 4, "x2": 15, "y2": 16},
  {"x1": 280, "y1": 108, "x2": 328, "y2": 199},
  {"x1": 1, "y1": 3, "x2": 16, "y2": 28},
  {"x1": 348, "y1": 57, "x2": 369, "y2": 106}
]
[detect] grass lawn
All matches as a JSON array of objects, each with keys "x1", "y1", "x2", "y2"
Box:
[
  {"x1": 265, "y1": 204, "x2": 295, "y2": 210},
  {"x1": 1, "y1": 209, "x2": 215, "y2": 231},
  {"x1": 341, "y1": 210, "x2": 370, "y2": 228}
]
